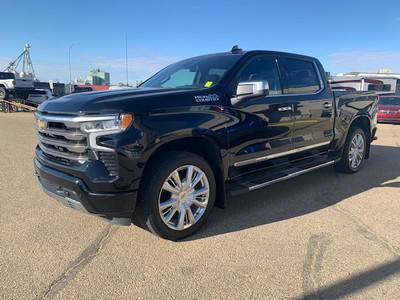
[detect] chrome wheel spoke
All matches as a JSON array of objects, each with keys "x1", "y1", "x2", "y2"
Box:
[
  {"x1": 190, "y1": 186, "x2": 208, "y2": 196},
  {"x1": 191, "y1": 198, "x2": 208, "y2": 209},
  {"x1": 358, "y1": 152, "x2": 363, "y2": 160},
  {"x1": 185, "y1": 166, "x2": 195, "y2": 186},
  {"x1": 356, "y1": 135, "x2": 364, "y2": 148},
  {"x1": 190, "y1": 171, "x2": 204, "y2": 188},
  {"x1": 163, "y1": 205, "x2": 178, "y2": 223},
  {"x1": 159, "y1": 198, "x2": 178, "y2": 211},
  {"x1": 177, "y1": 205, "x2": 186, "y2": 230},
  {"x1": 171, "y1": 170, "x2": 182, "y2": 189},
  {"x1": 186, "y1": 207, "x2": 196, "y2": 225},
  {"x1": 351, "y1": 156, "x2": 357, "y2": 168},
  {"x1": 162, "y1": 181, "x2": 180, "y2": 195}
]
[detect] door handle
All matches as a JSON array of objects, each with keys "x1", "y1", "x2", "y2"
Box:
[
  {"x1": 278, "y1": 106, "x2": 292, "y2": 112},
  {"x1": 322, "y1": 102, "x2": 332, "y2": 108}
]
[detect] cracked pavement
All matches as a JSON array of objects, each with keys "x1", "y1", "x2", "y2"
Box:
[{"x1": 1, "y1": 113, "x2": 399, "y2": 299}]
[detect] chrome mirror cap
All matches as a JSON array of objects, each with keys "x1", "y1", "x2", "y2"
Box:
[{"x1": 231, "y1": 80, "x2": 270, "y2": 106}]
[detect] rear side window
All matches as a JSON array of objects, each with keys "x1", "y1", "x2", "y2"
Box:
[{"x1": 281, "y1": 59, "x2": 320, "y2": 94}]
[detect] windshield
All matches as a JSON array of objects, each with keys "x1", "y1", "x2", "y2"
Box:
[
  {"x1": 140, "y1": 54, "x2": 241, "y2": 89},
  {"x1": 379, "y1": 97, "x2": 400, "y2": 105}
]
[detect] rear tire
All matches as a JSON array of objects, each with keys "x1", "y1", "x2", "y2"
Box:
[
  {"x1": 335, "y1": 127, "x2": 366, "y2": 174},
  {"x1": 0, "y1": 87, "x2": 9, "y2": 100},
  {"x1": 135, "y1": 151, "x2": 216, "y2": 240}
]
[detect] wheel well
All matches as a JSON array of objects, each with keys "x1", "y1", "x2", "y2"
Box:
[
  {"x1": 143, "y1": 136, "x2": 226, "y2": 208},
  {"x1": 351, "y1": 116, "x2": 370, "y2": 133}
]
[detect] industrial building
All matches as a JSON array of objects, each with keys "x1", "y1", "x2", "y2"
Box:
[{"x1": 85, "y1": 69, "x2": 110, "y2": 86}]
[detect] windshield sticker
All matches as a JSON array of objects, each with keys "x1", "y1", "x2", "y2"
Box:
[
  {"x1": 195, "y1": 94, "x2": 219, "y2": 103},
  {"x1": 204, "y1": 81, "x2": 213, "y2": 87}
]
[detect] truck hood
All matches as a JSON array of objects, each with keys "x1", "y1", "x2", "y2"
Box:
[{"x1": 38, "y1": 87, "x2": 210, "y2": 115}]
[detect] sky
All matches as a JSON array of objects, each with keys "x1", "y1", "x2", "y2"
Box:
[{"x1": 2, "y1": 0, "x2": 400, "y2": 85}]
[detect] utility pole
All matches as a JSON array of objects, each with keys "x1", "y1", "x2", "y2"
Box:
[
  {"x1": 126, "y1": 36, "x2": 128, "y2": 86},
  {"x1": 69, "y1": 43, "x2": 76, "y2": 94}
]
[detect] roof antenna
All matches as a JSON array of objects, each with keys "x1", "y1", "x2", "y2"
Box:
[{"x1": 230, "y1": 45, "x2": 242, "y2": 54}]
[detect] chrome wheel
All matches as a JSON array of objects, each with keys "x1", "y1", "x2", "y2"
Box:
[
  {"x1": 348, "y1": 133, "x2": 365, "y2": 169},
  {"x1": 158, "y1": 165, "x2": 210, "y2": 231}
]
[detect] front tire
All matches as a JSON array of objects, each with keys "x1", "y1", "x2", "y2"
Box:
[
  {"x1": 135, "y1": 151, "x2": 216, "y2": 240},
  {"x1": 335, "y1": 127, "x2": 366, "y2": 174}
]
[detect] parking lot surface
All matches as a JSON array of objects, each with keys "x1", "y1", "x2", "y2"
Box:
[{"x1": 1, "y1": 112, "x2": 399, "y2": 299}]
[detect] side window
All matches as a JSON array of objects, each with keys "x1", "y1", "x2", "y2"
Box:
[
  {"x1": 237, "y1": 57, "x2": 282, "y2": 95},
  {"x1": 281, "y1": 58, "x2": 320, "y2": 94}
]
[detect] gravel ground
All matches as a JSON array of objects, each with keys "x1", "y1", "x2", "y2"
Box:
[{"x1": 1, "y1": 112, "x2": 399, "y2": 300}]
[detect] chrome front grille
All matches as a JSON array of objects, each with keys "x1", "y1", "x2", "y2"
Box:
[
  {"x1": 35, "y1": 113, "x2": 122, "y2": 176},
  {"x1": 37, "y1": 142, "x2": 89, "y2": 164},
  {"x1": 36, "y1": 115, "x2": 89, "y2": 164}
]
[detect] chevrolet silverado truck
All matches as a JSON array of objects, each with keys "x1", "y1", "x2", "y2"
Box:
[
  {"x1": 34, "y1": 47, "x2": 378, "y2": 240},
  {"x1": 0, "y1": 71, "x2": 34, "y2": 100}
]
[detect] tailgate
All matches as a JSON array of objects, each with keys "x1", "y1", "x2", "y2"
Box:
[{"x1": 15, "y1": 78, "x2": 33, "y2": 88}]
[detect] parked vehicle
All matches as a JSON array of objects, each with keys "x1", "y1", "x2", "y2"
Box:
[
  {"x1": 377, "y1": 95, "x2": 400, "y2": 123},
  {"x1": 27, "y1": 89, "x2": 53, "y2": 104},
  {"x1": 329, "y1": 75, "x2": 400, "y2": 95},
  {"x1": 0, "y1": 71, "x2": 34, "y2": 100},
  {"x1": 33, "y1": 47, "x2": 378, "y2": 240},
  {"x1": 72, "y1": 86, "x2": 94, "y2": 93}
]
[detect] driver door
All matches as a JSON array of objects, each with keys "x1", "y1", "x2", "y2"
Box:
[{"x1": 227, "y1": 56, "x2": 295, "y2": 169}]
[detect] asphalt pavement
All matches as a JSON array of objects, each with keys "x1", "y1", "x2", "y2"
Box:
[{"x1": 1, "y1": 112, "x2": 399, "y2": 299}]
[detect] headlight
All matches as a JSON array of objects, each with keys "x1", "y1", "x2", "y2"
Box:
[
  {"x1": 81, "y1": 114, "x2": 133, "y2": 151},
  {"x1": 81, "y1": 114, "x2": 132, "y2": 133}
]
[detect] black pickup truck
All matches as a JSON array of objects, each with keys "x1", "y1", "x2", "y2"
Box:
[{"x1": 34, "y1": 47, "x2": 378, "y2": 240}]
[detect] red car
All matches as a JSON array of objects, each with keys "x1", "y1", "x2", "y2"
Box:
[{"x1": 377, "y1": 96, "x2": 400, "y2": 123}]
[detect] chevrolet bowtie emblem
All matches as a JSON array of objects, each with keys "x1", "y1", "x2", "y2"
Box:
[{"x1": 37, "y1": 119, "x2": 47, "y2": 131}]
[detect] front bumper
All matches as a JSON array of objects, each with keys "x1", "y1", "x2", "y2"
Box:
[
  {"x1": 377, "y1": 117, "x2": 400, "y2": 123},
  {"x1": 34, "y1": 157, "x2": 137, "y2": 225},
  {"x1": 377, "y1": 112, "x2": 400, "y2": 123}
]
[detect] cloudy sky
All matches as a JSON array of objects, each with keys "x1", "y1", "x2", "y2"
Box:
[{"x1": 2, "y1": 0, "x2": 400, "y2": 84}]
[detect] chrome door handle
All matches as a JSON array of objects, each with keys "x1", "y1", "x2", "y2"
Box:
[
  {"x1": 323, "y1": 102, "x2": 332, "y2": 108},
  {"x1": 278, "y1": 106, "x2": 292, "y2": 112}
]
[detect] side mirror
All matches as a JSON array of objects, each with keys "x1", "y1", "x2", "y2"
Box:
[{"x1": 231, "y1": 81, "x2": 270, "y2": 107}]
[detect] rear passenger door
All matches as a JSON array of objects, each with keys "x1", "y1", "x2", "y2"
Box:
[{"x1": 278, "y1": 58, "x2": 334, "y2": 152}]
